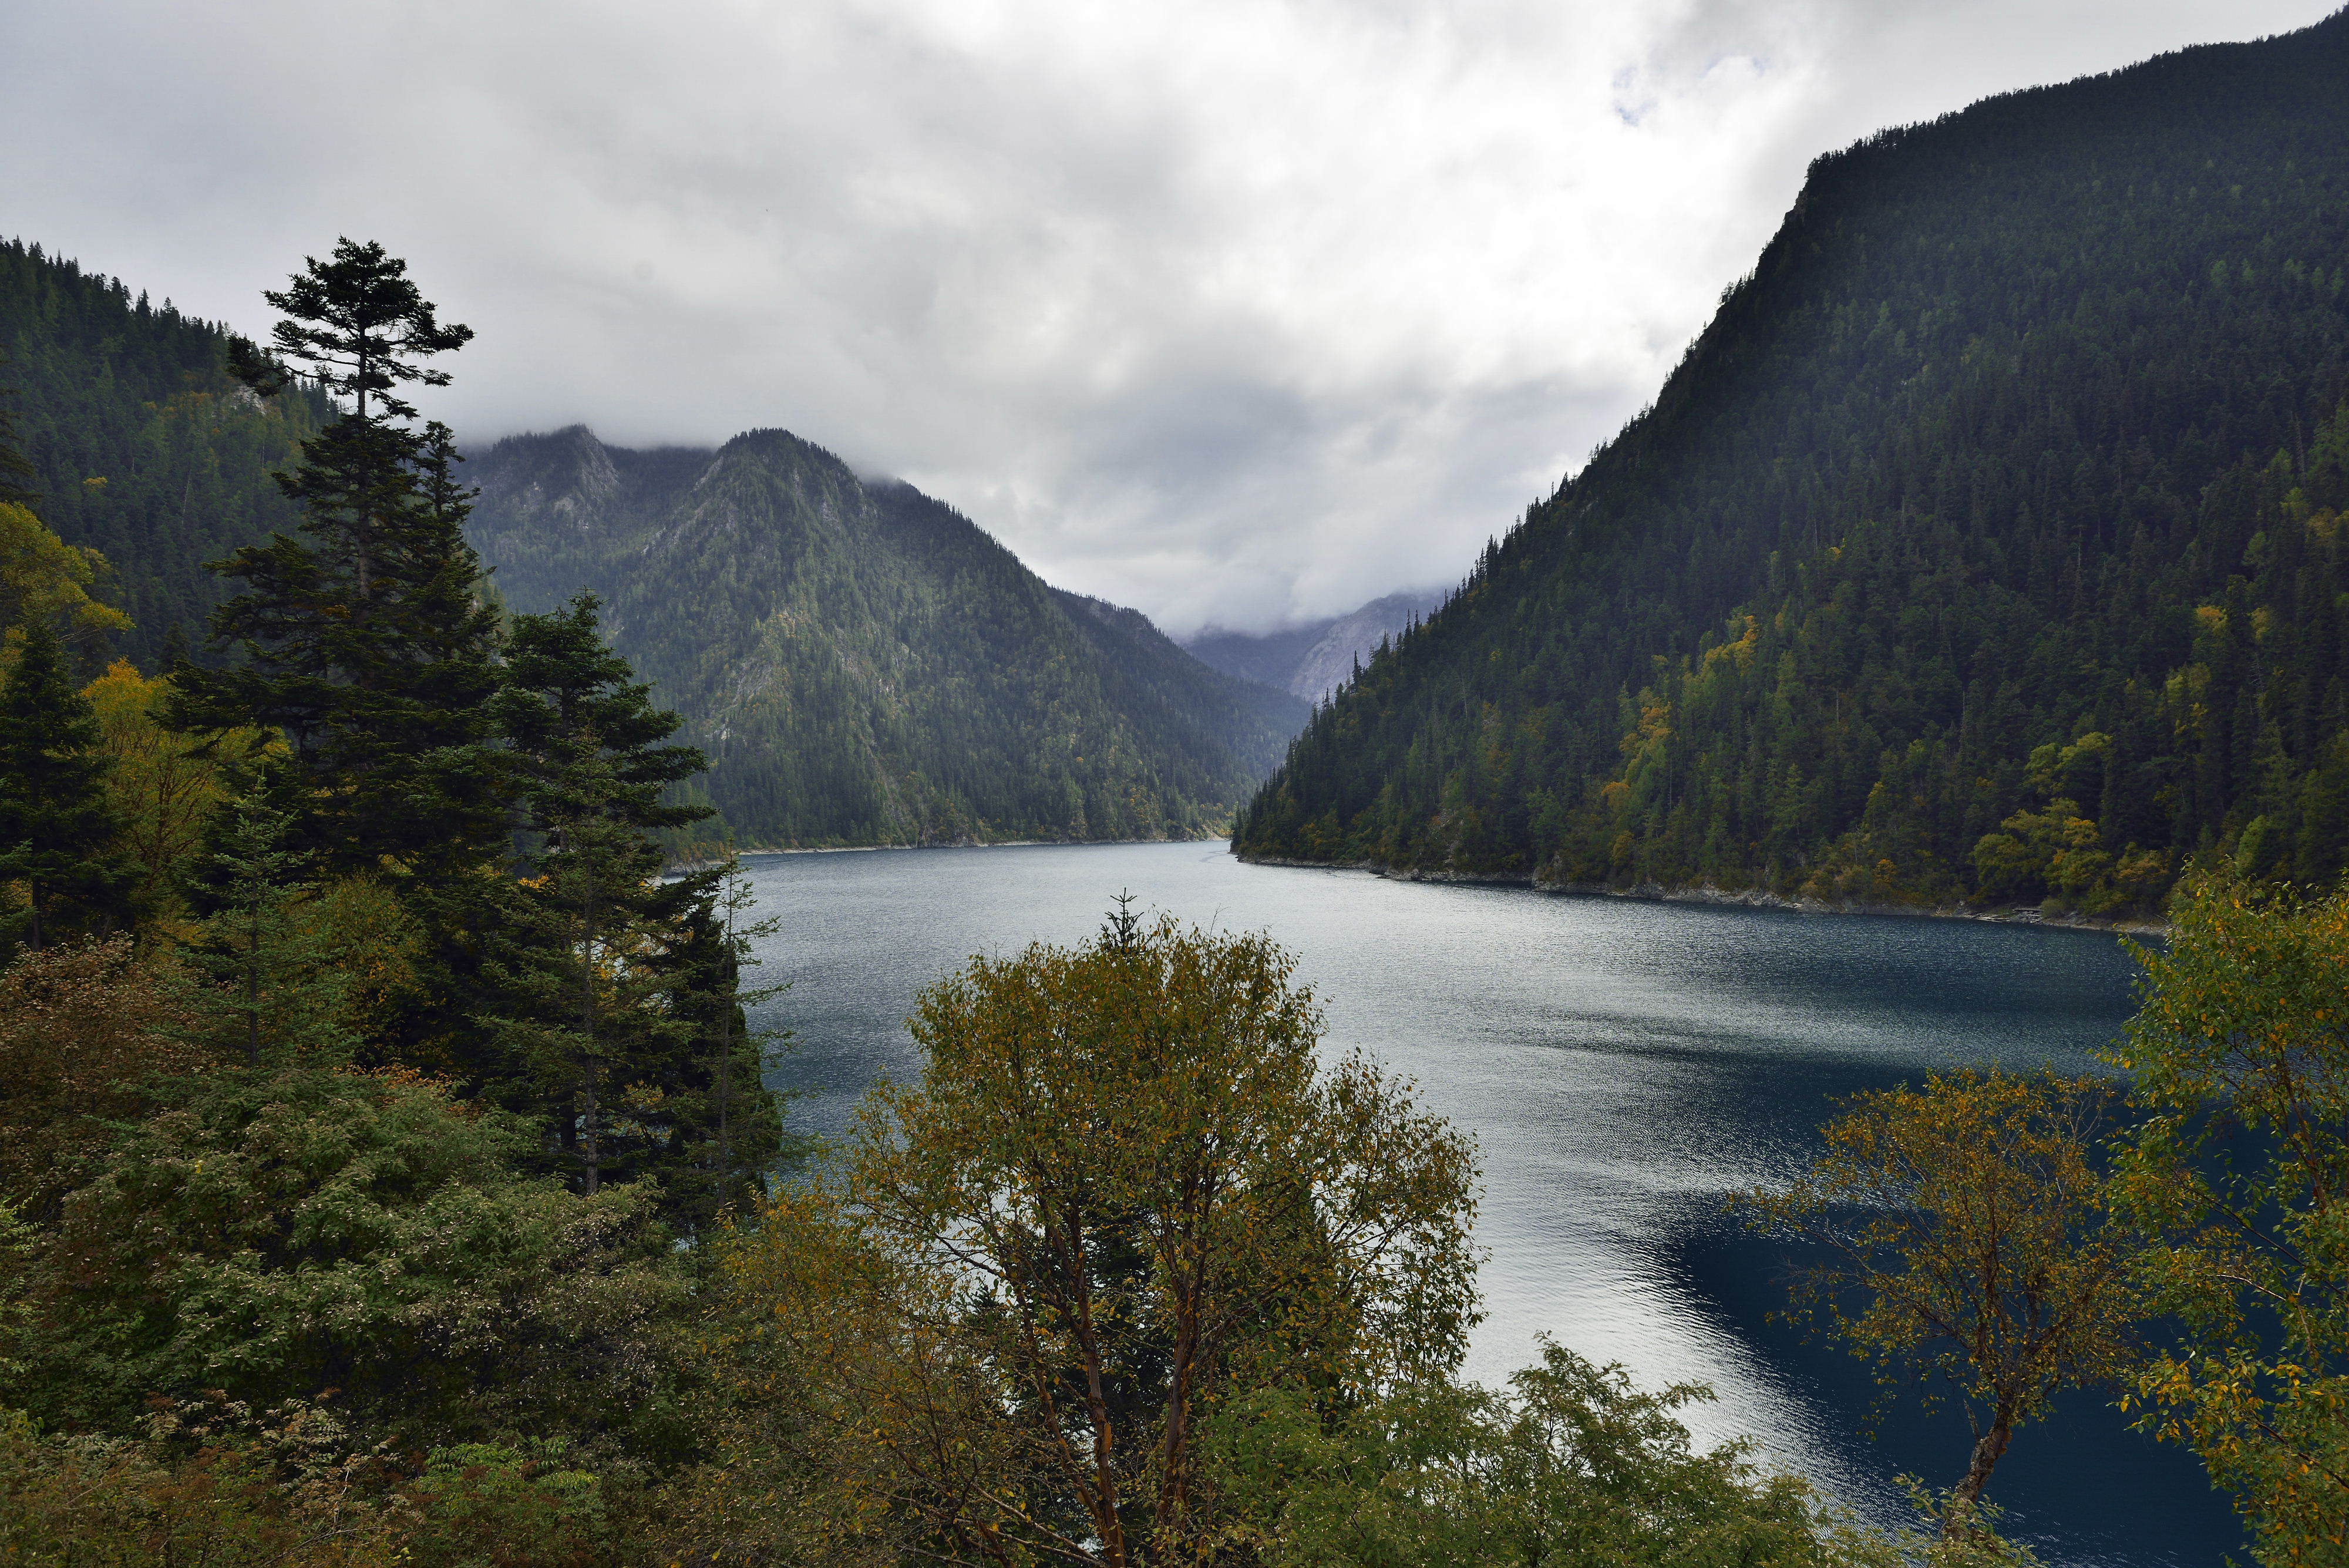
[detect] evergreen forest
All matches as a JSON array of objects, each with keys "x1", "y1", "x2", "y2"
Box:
[
  {"x1": 14, "y1": 13, "x2": 2349, "y2": 1564},
  {"x1": 1236, "y1": 12, "x2": 2349, "y2": 918},
  {"x1": 465, "y1": 425, "x2": 1308, "y2": 847},
  {"x1": 0, "y1": 246, "x2": 1305, "y2": 852},
  {"x1": 0, "y1": 238, "x2": 335, "y2": 672}
]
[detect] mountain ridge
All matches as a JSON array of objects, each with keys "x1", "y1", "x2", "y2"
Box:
[
  {"x1": 1186, "y1": 590, "x2": 1442, "y2": 704},
  {"x1": 1235, "y1": 11, "x2": 2349, "y2": 916},
  {"x1": 467, "y1": 425, "x2": 1310, "y2": 848}
]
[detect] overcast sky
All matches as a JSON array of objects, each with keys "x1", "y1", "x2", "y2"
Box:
[{"x1": 3, "y1": 2, "x2": 2335, "y2": 635}]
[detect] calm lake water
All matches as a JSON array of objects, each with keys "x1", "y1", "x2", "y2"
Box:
[{"x1": 738, "y1": 839, "x2": 2240, "y2": 1565}]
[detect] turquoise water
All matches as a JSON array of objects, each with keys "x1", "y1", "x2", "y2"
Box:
[{"x1": 739, "y1": 839, "x2": 2239, "y2": 1564}]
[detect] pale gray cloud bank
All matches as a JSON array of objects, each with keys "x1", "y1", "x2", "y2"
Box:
[{"x1": 1, "y1": 1, "x2": 2333, "y2": 633}]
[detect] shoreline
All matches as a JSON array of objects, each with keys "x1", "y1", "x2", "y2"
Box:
[
  {"x1": 1236, "y1": 853, "x2": 2165, "y2": 935},
  {"x1": 722, "y1": 833, "x2": 1230, "y2": 857},
  {"x1": 704, "y1": 837, "x2": 2163, "y2": 935}
]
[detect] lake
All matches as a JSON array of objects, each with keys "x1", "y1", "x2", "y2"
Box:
[{"x1": 738, "y1": 838, "x2": 2240, "y2": 1565}]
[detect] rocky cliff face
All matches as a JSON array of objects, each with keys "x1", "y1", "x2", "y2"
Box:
[
  {"x1": 1281, "y1": 591, "x2": 1444, "y2": 704},
  {"x1": 1185, "y1": 589, "x2": 1441, "y2": 703},
  {"x1": 465, "y1": 426, "x2": 1308, "y2": 846}
]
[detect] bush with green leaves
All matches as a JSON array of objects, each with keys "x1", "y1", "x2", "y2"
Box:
[
  {"x1": 8, "y1": 1065, "x2": 688, "y2": 1449},
  {"x1": 1208, "y1": 1341, "x2": 1882, "y2": 1568}
]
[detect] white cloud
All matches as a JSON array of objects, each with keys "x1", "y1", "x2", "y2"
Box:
[{"x1": 2, "y1": 0, "x2": 2334, "y2": 633}]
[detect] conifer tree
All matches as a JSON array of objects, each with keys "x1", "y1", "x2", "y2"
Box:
[
  {"x1": 167, "y1": 241, "x2": 504, "y2": 886},
  {"x1": 655, "y1": 851, "x2": 791, "y2": 1230},
  {"x1": 480, "y1": 595, "x2": 712, "y2": 1194},
  {"x1": 183, "y1": 792, "x2": 353, "y2": 1068},
  {"x1": 0, "y1": 623, "x2": 136, "y2": 950}
]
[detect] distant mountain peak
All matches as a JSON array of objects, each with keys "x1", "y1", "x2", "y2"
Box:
[
  {"x1": 466, "y1": 427, "x2": 1310, "y2": 847},
  {"x1": 1186, "y1": 588, "x2": 1442, "y2": 702}
]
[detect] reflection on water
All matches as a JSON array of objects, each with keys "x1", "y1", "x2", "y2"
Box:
[{"x1": 739, "y1": 840, "x2": 2237, "y2": 1566}]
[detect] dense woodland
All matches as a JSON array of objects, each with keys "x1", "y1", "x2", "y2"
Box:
[
  {"x1": 0, "y1": 251, "x2": 1305, "y2": 852},
  {"x1": 1238, "y1": 13, "x2": 2349, "y2": 917},
  {"x1": 466, "y1": 425, "x2": 1307, "y2": 847},
  {"x1": 0, "y1": 238, "x2": 336, "y2": 672},
  {"x1": 9, "y1": 16, "x2": 2349, "y2": 1563}
]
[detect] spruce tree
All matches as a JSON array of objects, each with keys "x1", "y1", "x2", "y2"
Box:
[
  {"x1": 654, "y1": 852, "x2": 791, "y2": 1231},
  {"x1": 183, "y1": 793, "x2": 354, "y2": 1068},
  {"x1": 167, "y1": 241, "x2": 504, "y2": 886},
  {"x1": 479, "y1": 595, "x2": 712, "y2": 1193},
  {"x1": 0, "y1": 623, "x2": 136, "y2": 949}
]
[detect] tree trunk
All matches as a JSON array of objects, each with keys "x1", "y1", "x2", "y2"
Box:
[
  {"x1": 578, "y1": 855, "x2": 600, "y2": 1195},
  {"x1": 1063, "y1": 1202, "x2": 1126, "y2": 1568},
  {"x1": 1948, "y1": 1413, "x2": 2015, "y2": 1535},
  {"x1": 1157, "y1": 1276, "x2": 1201, "y2": 1547}
]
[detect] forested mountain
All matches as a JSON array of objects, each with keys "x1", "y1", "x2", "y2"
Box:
[
  {"x1": 1050, "y1": 586, "x2": 1306, "y2": 775},
  {"x1": 468, "y1": 426, "x2": 1309, "y2": 846},
  {"x1": 1184, "y1": 620, "x2": 1326, "y2": 692},
  {"x1": 0, "y1": 245, "x2": 1305, "y2": 849},
  {"x1": 0, "y1": 238, "x2": 335, "y2": 671},
  {"x1": 1187, "y1": 589, "x2": 1442, "y2": 702},
  {"x1": 1237, "y1": 12, "x2": 2349, "y2": 917}
]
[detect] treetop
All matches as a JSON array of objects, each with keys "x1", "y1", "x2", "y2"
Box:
[{"x1": 230, "y1": 237, "x2": 472, "y2": 422}]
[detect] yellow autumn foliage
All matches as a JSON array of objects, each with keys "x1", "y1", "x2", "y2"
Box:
[
  {"x1": 2109, "y1": 873, "x2": 2349, "y2": 1561},
  {"x1": 0, "y1": 500, "x2": 130, "y2": 647},
  {"x1": 79, "y1": 659, "x2": 264, "y2": 920}
]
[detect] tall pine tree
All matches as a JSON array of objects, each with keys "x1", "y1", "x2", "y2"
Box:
[
  {"x1": 168, "y1": 240, "x2": 504, "y2": 886},
  {"x1": 480, "y1": 595, "x2": 719, "y2": 1197},
  {"x1": 0, "y1": 623, "x2": 136, "y2": 950}
]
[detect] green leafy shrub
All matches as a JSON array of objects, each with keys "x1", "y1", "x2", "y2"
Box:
[{"x1": 10, "y1": 1066, "x2": 685, "y2": 1446}]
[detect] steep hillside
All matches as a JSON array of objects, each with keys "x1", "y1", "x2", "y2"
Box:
[
  {"x1": 1187, "y1": 621, "x2": 1331, "y2": 693},
  {"x1": 469, "y1": 426, "x2": 1308, "y2": 846},
  {"x1": 0, "y1": 238, "x2": 333, "y2": 669},
  {"x1": 1237, "y1": 12, "x2": 2349, "y2": 917},
  {"x1": 1283, "y1": 591, "x2": 1443, "y2": 704},
  {"x1": 1187, "y1": 590, "x2": 1442, "y2": 703},
  {"x1": 1052, "y1": 589, "x2": 1305, "y2": 778}
]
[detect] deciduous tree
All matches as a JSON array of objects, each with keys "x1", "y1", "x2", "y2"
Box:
[
  {"x1": 1741, "y1": 1068, "x2": 2139, "y2": 1525},
  {"x1": 1208, "y1": 1342, "x2": 1880, "y2": 1568},
  {"x1": 81, "y1": 658, "x2": 251, "y2": 923},
  {"x1": 0, "y1": 936, "x2": 201, "y2": 1221},
  {"x1": 2107, "y1": 872, "x2": 2349, "y2": 1561},
  {"x1": 0, "y1": 500, "x2": 129, "y2": 660},
  {"x1": 768, "y1": 909, "x2": 1480, "y2": 1567},
  {"x1": 14, "y1": 1066, "x2": 682, "y2": 1442}
]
